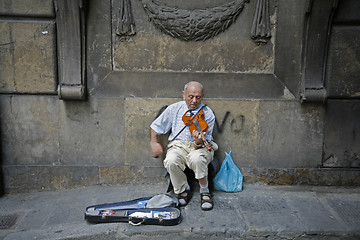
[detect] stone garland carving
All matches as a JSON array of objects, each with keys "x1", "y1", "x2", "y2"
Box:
[
  {"x1": 116, "y1": 0, "x2": 136, "y2": 40},
  {"x1": 251, "y1": 0, "x2": 271, "y2": 45},
  {"x1": 140, "y1": 0, "x2": 250, "y2": 42},
  {"x1": 116, "y1": 0, "x2": 272, "y2": 44}
]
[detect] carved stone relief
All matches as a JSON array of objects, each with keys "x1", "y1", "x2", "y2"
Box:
[
  {"x1": 115, "y1": 0, "x2": 273, "y2": 44},
  {"x1": 251, "y1": 0, "x2": 272, "y2": 45},
  {"x1": 116, "y1": 0, "x2": 136, "y2": 40},
  {"x1": 112, "y1": 0, "x2": 275, "y2": 73},
  {"x1": 140, "y1": 0, "x2": 249, "y2": 42}
]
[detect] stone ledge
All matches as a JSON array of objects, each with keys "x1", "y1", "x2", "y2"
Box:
[
  {"x1": 242, "y1": 167, "x2": 360, "y2": 186},
  {"x1": 3, "y1": 165, "x2": 360, "y2": 193}
]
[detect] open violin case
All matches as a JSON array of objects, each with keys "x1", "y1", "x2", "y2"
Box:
[{"x1": 85, "y1": 194, "x2": 181, "y2": 226}]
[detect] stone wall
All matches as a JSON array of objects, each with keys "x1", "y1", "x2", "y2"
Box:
[
  {"x1": 0, "y1": 0, "x2": 56, "y2": 94},
  {"x1": 0, "y1": 0, "x2": 359, "y2": 193},
  {"x1": 0, "y1": 94, "x2": 332, "y2": 192}
]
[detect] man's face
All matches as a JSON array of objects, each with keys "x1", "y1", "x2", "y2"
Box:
[{"x1": 182, "y1": 83, "x2": 203, "y2": 110}]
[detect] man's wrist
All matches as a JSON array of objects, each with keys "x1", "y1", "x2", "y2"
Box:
[{"x1": 150, "y1": 141, "x2": 159, "y2": 144}]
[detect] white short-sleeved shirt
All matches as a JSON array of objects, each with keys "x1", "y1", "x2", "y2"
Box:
[{"x1": 150, "y1": 101, "x2": 215, "y2": 141}]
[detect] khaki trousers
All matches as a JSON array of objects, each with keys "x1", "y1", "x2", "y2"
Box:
[{"x1": 164, "y1": 140, "x2": 218, "y2": 194}]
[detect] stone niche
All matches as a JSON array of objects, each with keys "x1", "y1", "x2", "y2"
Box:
[{"x1": 112, "y1": 0, "x2": 275, "y2": 73}]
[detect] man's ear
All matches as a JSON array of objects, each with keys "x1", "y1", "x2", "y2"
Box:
[{"x1": 182, "y1": 91, "x2": 185, "y2": 100}]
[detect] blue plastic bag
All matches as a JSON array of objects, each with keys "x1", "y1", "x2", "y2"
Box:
[{"x1": 213, "y1": 151, "x2": 243, "y2": 192}]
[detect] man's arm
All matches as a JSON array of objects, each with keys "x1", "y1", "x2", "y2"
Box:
[
  {"x1": 150, "y1": 128, "x2": 164, "y2": 157},
  {"x1": 204, "y1": 107, "x2": 216, "y2": 141}
]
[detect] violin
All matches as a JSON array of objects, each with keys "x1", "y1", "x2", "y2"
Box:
[{"x1": 181, "y1": 106, "x2": 212, "y2": 151}]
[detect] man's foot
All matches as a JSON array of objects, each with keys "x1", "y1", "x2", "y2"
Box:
[
  {"x1": 177, "y1": 189, "x2": 192, "y2": 206},
  {"x1": 200, "y1": 192, "x2": 213, "y2": 211}
]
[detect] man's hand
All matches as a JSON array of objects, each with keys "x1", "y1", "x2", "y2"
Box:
[
  {"x1": 192, "y1": 130, "x2": 204, "y2": 145},
  {"x1": 150, "y1": 128, "x2": 164, "y2": 157},
  {"x1": 150, "y1": 141, "x2": 164, "y2": 157}
]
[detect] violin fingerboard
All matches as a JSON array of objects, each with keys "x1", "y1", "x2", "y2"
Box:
[{"x1": 193, "y1": 120, "x2": 202, "y2": 133}]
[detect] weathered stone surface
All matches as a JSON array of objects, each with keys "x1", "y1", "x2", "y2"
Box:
[
  {"x1": 112, "y1": 0, "x2": 274, "y2": 73},
  {"x1": 206, "y1": 99, "x2": 259, "y2": 168},
  {"x1": 0, "y1": 22, "x2": 56, "y2": 93},
  {"x1": 2, "y1": 140, "x2": 58, "y2": 166},
  {"x1": 2, "y1": 166, "x2": 52, "y2": 192},
  {"x1": 294, "y1": 168, "x2": 360, "y2": 186},
  {"x1": 326, "y1": 194, "x2": 360, "y2": 231},
  {"x1": 124, "y1": 97, "x2": 178, "y2": 167},
  {"x1": 288, "y1": 193, "x2": 344, "y2": 232},
  {"x1": 274, "y1": 0, "x2": 307, "y2": 98},
  {"x1": 99, "y1": 166, "x2": 132, "y2": 185},
  {"x1": 323, "y1": 100, "x2": 360, "y2": 168},
  {"x1": 59, "y1": 98, "x2": 125, "y2": 166},
  {"x1": 1, "y1": 0, "x2": 360, "y2": 193},
  {"x1": 91, "y1": 71, "x2": 288, "y2": 100},
  {"x1": 50, "y1": 166, "x2": 99, "y2": 190},
  {"x1": 0, "y1": 0, "x2": 54, "y2": 16},
  {"x1": 130, "y1": 166, "x2": 168, "y2": 184},
  {"x1": 241, "y1": 167, "x2": 295, "y2": 185},
  {"x1": 0, "y1": 95, "x2": 59, "y2": 165},
  {"x1": 240, "y1": 167, "x2": 360, "y2": 186},
  {"x1": 326, "y1": 26, "x2": 360, "y2": 98},
  {"x1": 258, "y1": 101, "x2": 325, "y2": 168},
  {"x1": 183, "y1": 194, "x2": 247, "y2": 235},
  {"x1": 3, "y1": 165, "x2": 99, "y2": 193},
  {"x1": 89, "y1": 0, "x2": 286, "y2": 101}
]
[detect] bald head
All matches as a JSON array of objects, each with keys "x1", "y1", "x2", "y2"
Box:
[
  {"x1": 182, "y1": 81, "x2": 204, "y2": 110},
  {"x1": 184, "y1": 81, "x2": 204, "y2": 94}
]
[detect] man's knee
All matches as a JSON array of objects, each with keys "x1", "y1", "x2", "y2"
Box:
[
  {"x1": 189, "y1": 150, "x2": 212, "y2": 165},
  {"x1": 187, "y1": 151, "x2": 210, "y2": 176},
  {"x1": 164, "y1": 153, "x2": 185, "y2": 171}
]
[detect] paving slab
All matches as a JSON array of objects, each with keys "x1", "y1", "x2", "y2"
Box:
[{"x1": 0, "y1": 184, "x2": 359, "y2": 240}]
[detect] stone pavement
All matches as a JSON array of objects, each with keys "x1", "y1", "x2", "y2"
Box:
[{"x1": 0, "y1": 183, "x2": 359, "y2": 240}]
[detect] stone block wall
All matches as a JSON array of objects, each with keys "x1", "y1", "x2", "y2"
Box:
[
  {"x1": 0, "y1": 0, "x2": 359, "y2": 193},
  {"x1": 0, "y1": 0, "x2": 56, "y2": 94},
  {"x1": 1, "y1": 94, "x2": 338, "y2": 192}
]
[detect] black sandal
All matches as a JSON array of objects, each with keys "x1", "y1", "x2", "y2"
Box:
[
  {"x1": 200, "y1": 192, "x2": 213, "y2": 211},
  {"x1": 177, "y1": 189, "x2": 192, "y2": 206}
]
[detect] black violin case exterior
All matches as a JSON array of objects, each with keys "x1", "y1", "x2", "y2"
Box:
[{"x1": 85, "y1": 194, "x2": 181, "y2": 226}]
